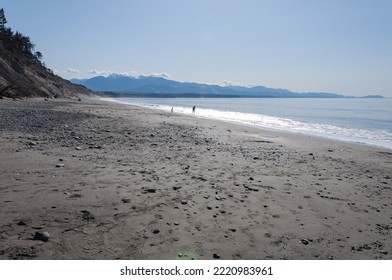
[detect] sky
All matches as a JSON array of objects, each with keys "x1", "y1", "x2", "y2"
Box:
[{"x1": 2, "y1": 0, "x2": 392, "y2": 96}]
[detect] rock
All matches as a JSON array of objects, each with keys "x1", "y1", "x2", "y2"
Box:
[
  {"x1": 213, "y1": 253, "x2": 221, "y2": 259},
  {"x1": 28, "y1": 141, "x2": 37, "y2": 146},
  {"x1": 81, "y1": 210, "x2": 95, "y2": 221},
  {"x1": 300, "y1": 238, "x2": 310, "y2": 245},
  {"x1": 55, "y1": 163, "x2": 65, "y2": 168},
  {"x1": 207, "y1": 206, "x2": 212, "y2": 210},
  {"x1": 180, "y1": 200, "x2": 188, "y2": 205},
  {"x1": 75, "y1": 146, "x2": 82, "y2": 150},
  {"x1": 172, "y1": 186, "x2": 181, "y2": 190},
  {"x1": 59, "y1": 158, "x2": 64, "y2": 162},
  {"x1": 147, "y1": 187, "x2": 156, "y2": 193},
  {"x1": 174, "y1": 222, "x2": 180, "y2": 226},
  {"x1": 122, "y1": 198, "x2": 131, "y2": 203},
  {"x1": 215, "y1": 195, "x2": 223, "y2": 201},
  {"x1": 34, "y1": 231, "x2": 50, "y2": 242},
  {"x1": 178, "y1": 253, "x2": 183, "y2": 257},
  {"x1": 249, "y1": 177, "x2": 254, "y2": 181},
  {"x1": 17, "y1": 221, "x2": 27, "y2": 226},
  {"x1": 152, "y1": 229, "x2": 160, "y2": 234}
]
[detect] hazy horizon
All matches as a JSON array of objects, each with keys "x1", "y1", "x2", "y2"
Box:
[{"x1": 2, "y1": 0, "x2": 392, "y2": 97}]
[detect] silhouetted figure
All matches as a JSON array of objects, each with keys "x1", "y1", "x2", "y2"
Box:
[
  {"x1": 192, "y1": 105, "x2": 196, "y2": 114},
  {"x1": 171, "y1": 107, "x2": 173, "y2": 113}
]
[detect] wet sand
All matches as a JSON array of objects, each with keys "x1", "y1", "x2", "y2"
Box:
[{"x1": 0, "y1": 98, "x2": 391, "y2": 260}]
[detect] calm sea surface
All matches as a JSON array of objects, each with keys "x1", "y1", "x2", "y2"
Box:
[{"x1": 104, "y1": 97, "x2": 392, "y2": 149}]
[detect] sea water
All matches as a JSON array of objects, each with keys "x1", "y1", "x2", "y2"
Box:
[{"x1": 103, "y1": 97, "x2": 392, "y2": 149}]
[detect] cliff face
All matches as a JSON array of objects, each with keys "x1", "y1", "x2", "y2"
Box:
[{"x1": 0, "y1": 42, "x2": 94, "y2": 99}]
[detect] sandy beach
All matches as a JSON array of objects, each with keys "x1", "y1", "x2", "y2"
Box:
[{"x1": 0, "y1": 97, "x2": 391, "y2": 260}]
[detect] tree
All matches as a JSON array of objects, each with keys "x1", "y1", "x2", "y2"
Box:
[
  {"x1": 0, "y1": 8, "x2": 7, "y2": 29},
  {"x1": 35, "y1": 51, "x2": 43, "y2": 61}
]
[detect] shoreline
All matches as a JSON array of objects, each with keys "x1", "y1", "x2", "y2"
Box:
[
  {"x1": 0, "y1": 97, "x2": 391, "y2": 260},
  {"x1": 100, "y1": 97, "x2": 392, "y2": 151}
]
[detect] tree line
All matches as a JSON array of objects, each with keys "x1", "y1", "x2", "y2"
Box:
[{"x1": 0, "y1": 8, "x2": 44, "y2": 66}]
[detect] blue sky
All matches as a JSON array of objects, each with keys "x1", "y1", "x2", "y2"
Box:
[{"x1": 2, "y1": 0, "x2": 392, "y2": 96}]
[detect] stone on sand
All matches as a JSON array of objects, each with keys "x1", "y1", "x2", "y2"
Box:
[{"x1": 34, "y1": 231, "x2": 50, "y2": 242}]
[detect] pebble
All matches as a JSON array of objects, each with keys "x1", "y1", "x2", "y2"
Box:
[
  {"x1": 215, "y1": 195, "x2": 223, "y2": 201},
  {"x1": 246, "y1": 185, "x2": 259, "y2": 192},
  {"x1": 81, "y1": 210, "x2": 95, "y2": 221},
  {"x1": 55, "y1": 163, "x2": 65, "y2": 168},
  {"x1": 75, "y1": 146, "x2": 82, "y2": 150},
  {"x1": 180, "y1": 200, "x2": 188, "y2": 205},
  {"x1": 300, "y1": 238, "x2": 310, "y2": 245},
  {"x1": 174, "y1": 222, "x2": 180, "y2": 226},
  {"x1": 147, "y1": 187, "x2": 156, "y2": 193},
  {"x1": 152, "y1": 229, "x2": 160, "y2": 234},
  {"x1": 28, "y1": 141, "x2": 37, "y2": 146},
  {"x1": 34, "y1": 231, "x2": 50, "y2": 242},
  {"x1": 213, "y1": 253, "x2": 221, "y2": 259},
  {"x1": 207, "y1": 206, "x2": 213, "y2": 210}
]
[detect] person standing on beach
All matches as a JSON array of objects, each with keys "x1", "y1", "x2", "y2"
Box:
[
  {"x1": 171, "y1": 107, "x2": 173, "y2": 113},
  {"x1": 192, "y1": 105, "x2": 196, "y2": 114}
]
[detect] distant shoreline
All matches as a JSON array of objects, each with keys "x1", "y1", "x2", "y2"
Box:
[{"x1": 97, "y1": 92, "x2": 385, "y2": 99}]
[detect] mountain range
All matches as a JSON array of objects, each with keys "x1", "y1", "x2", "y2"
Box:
[{"x1": 70, "y1": 74, "x2": 383, "y2": 98}]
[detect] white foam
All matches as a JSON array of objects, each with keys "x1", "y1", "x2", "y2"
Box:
[{"x1": 102, "y1": 97, "x2": 392, "y2": 149}]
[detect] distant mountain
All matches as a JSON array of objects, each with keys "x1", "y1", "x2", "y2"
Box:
[{"x1": 71, "y1": 74, "x2": 382, "y2": 98}]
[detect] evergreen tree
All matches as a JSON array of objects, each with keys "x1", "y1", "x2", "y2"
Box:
[
  {"x1": 0, "y1": 8, "x2": 7, "y2": 29},
  {"x1": 35, "y1": 51, "x2": 43, "y2": 61},
  {"x1": 0, "y1": 7, "x2": 47, "y2": 68}
]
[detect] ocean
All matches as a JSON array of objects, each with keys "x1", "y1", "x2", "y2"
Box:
[{"x1": 103, "y1": 97, "x2": 392, "y2": 149}]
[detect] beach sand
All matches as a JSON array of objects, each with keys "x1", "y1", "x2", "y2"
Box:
[{"x1": 0, "y1": 98, "x2": 391, "y2": 260}]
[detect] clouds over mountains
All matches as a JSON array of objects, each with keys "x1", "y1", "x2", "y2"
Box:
[{"x1": 61, "y1": 68, "x2": 171, "y2": 79}]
